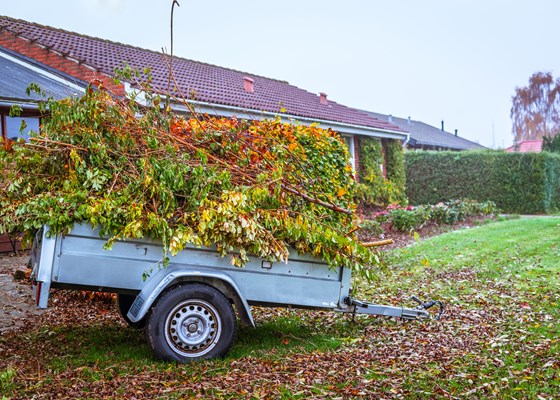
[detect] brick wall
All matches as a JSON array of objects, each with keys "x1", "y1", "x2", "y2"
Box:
[
  {"x1": 0, "y1": 30, "x2": 124, "y2": 96},
  {"x1": 0, "y1": 234, "x2": 24, "y2": 254}
]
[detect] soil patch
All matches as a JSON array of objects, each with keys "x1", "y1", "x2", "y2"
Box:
[
  {"x1": 0, "y1": 254, "x2": 44, "y2": 334},
  {"x1": 357, "y1": 215, "x2": 494, "y2": 251}
]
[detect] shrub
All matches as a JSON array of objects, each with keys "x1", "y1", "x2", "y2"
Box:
[
  {"x1": 359, "y1": 219, "x2": 384, "y2": 236},
  {"x1": 384, "y1": 139, "x2": 407, "y2": 204},
  {"x1": 367, "y1": 199, "x2": 498, "y2": 233},
  {"x1": 405, "y1": 150, "x2": 560, "y2": 214},
  {"x1": 542, "y1": 133, "x2": 560, "y2": 153},
  {"x1": 356, "y1": 137, "x2": 407, "y2": 206},
  {"x1": 388, "y1": 208, "x2": 427, "y2": 232}
]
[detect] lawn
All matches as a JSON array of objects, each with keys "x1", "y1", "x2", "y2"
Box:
[{"x1": 0, "y1": 217, "x2": 558, "y2": 399}]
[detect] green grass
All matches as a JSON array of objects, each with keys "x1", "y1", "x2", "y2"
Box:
[
  {"x1": 363, "y1": 217, "x2": 560, "y2": 295},
  {"x1": 229, "y1": 315, "x2": 345, "y2": 359},
  {"x1": 358, "y1": 217, "x2": 560, "y2": 398},
  {"x1": 1, "y1": 217, "x2": 559, "y2": 399}
]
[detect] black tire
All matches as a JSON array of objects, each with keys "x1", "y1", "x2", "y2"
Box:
[
  {"x1": 146, "y1": 283, "x2": 236, "y2": 363},
  {"x1": 117, "y1": 294, "x2": 146, "y2": 329}
]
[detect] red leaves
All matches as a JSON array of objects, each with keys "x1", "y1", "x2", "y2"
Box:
[{"x1": 1, "y1": 137, "x2": 14, "y2": 152}]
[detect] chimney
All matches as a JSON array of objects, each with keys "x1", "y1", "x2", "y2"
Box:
[
  {"x1": 455, "y1": 129, "x2": 458, "y2": 136},
  {"x1": 319, "y1": 92, "x2": 328, "y2": 105},
  {"x1": 408, "y1": 116, "x2": 411, "y2": 125},
  {"x1": 441, "y1": 120, "x2": 445, "y2": 131},
  {"x1": 388, "y1": 114, "x2": 393, "y2": 122},
  {"x1": 243, "y1": 77, "x2": 254, "y2": 93}
]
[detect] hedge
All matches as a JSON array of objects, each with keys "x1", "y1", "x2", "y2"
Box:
[{"x1": 405, "y1": 150, "x2": 560, "y2": 214}]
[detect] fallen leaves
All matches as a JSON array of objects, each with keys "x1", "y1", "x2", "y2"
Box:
[{"x1": 1, "y1": 217, "x2": 559, "y2": 399}]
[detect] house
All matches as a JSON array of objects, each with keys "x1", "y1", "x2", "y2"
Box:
[
  {"x1": 0, "y1": 46, "x2": 85, "y2": 141},
  {"x1": 505, "y1": 140, "x2": 542, "y2": 153},
  {"x1": 0, "y1": 16, "x2": 409, "y2": 175},
  {"x1": 0, "y1": 39, "x2": 86, "y2": 253},
  {"x1": 362, "y1": 111, "x2": 486, "y2": 151}
]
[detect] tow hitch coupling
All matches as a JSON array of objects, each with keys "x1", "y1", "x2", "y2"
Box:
[
  {"x1": 410, "y1": 295, "x2": 444, "y2": 320},
  {"x1": 343, "y1": 295, "x2": 444, "y2": 321}
]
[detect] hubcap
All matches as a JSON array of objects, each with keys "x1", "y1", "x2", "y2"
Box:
[{"x1": 164, "y1": 299, "x2": 222, "y2": 357}]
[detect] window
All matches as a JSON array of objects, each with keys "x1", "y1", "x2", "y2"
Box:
[
  {"x1": 5, "y1": 116, "x2": 40, "y2": 141},
  {"x1": 342, "y1": 135, "x2": 355, "y2": 170}
]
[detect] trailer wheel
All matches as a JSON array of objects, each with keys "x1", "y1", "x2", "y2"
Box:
[
  {"x1": 116, "y1": 294, "x2": 146, "y2": 329},
  {"x1": 146, "y1": 283, "x2": 236, "y2": 362}
]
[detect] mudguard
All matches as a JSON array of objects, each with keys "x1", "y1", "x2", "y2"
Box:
[{"x1": 127, "y1": 264, "x2": 255, "y2": 327}]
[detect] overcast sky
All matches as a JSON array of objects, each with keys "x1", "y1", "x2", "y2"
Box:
[{"x1": 3, "y1": 0, "x2": 559, "y2": 148}]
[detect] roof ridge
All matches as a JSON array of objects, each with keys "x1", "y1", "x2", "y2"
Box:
[{"x1": 0, "y1": 15, "x2": 290, "y2": 85}]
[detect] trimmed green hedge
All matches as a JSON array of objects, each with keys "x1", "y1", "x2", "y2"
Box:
[{"x1": 405, "y1": 150, "x2": 560, "y2": 214}]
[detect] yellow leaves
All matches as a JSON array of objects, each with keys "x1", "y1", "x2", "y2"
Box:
[
  {"x1": 169, "y1": 226, "x2": 199, "y2": 256},
  {"x1": 1, "y1": 85, "x2": 375, "y2": 276},
  {"x1": 69, "y1": 148, "x2": 83, "y2": 166}
]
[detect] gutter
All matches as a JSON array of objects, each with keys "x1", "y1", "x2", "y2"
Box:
[
  {"x1": 0, "y1": 100, "x2": 40, "y2": 110},
  {"x1": 402, "y1": 132, "x2": 411, "y2": 148},
  {"x1": 124, "y1": 85, "x2": 408, "y2": 140},
  {"x1": 177, "y1": 100, "x2": 408, "y2": 140}
]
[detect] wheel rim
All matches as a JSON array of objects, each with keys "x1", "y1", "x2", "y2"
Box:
[{"x1": 164, "y1": 299, "x2": 222, "y2": 357}]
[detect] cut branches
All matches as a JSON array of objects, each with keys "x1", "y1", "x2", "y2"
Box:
[{"x1": 0, "y1": 84, "x2": 382, "y2": 278}]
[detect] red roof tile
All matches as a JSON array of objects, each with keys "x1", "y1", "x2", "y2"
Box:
[
  {"x1": 505, "y1": 140, "x2": 543, "y2": 153},
  {"x1": 0, "y1": 16, "x2": 405, "y2": 135}
]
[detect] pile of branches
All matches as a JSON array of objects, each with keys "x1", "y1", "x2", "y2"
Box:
[{"x1": 0, "y1": 85, "x2": 381, "y2": 278}]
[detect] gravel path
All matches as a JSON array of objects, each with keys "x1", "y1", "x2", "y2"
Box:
[{"x1": 0, "y1": 254, "x2": 44, "y2": 334}]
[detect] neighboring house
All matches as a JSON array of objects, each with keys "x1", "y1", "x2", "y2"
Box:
[
  {"x1": 363, "y1": 111, "x2": 486, "y2": 151},
  {"x1": 0, "y1": 16, "x2": 408, "y2": 174},
  {"x1": 505, "y1": 140, "x2": 543, "y2": 153}
]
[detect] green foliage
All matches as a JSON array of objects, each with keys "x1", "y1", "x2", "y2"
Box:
[
  {"x1": 387, "y1": 207, "x2": 427, "y2": 232},
  {"x1": 383, "y1": 139, "x2": 407, "y2": 204},
  {"x1": 0, "y1": 85, "x2": 382, "y2": 278},
  {"x1": 0, "y1": 367, "x2": 15, "y2": 392},
  {"x1": 542, "y1": 133, "x2": 560, "y2": 153},
  {"x1": 375, "y1": 200, "x2": 498, "y2": 232},
  {"x1": 356, "y1": 137, "x2": 406, "y2": 206},
  {"x1": 405, "y1": 150, "x2": 560, "y2": 214},
  {"x1": 358, "y1": 219, "x2": 383, "y2": 236}
]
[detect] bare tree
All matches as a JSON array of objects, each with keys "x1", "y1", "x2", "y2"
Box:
[{"x1": 511, "y1": 72, "x2": 560, "y2": 143}]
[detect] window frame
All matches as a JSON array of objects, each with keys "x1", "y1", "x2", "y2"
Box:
[{"x1": 0, "y1": 107, "x2": 42, "y2": 142}]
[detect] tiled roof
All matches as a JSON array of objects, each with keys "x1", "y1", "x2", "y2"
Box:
[
  {"x1": 0, "y1": 16, "x2": 405, "y2": 135},
  {"x1": 505, "y1": 140, "x2": 542, "y2": 153},
  {"x1": 363, "y1": 111, "x2": 486, "y2": 150}
]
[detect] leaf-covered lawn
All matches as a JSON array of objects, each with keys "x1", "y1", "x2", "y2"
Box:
[{"x1": 1, "y1": 217, "x2": 558, "y2": 399}]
